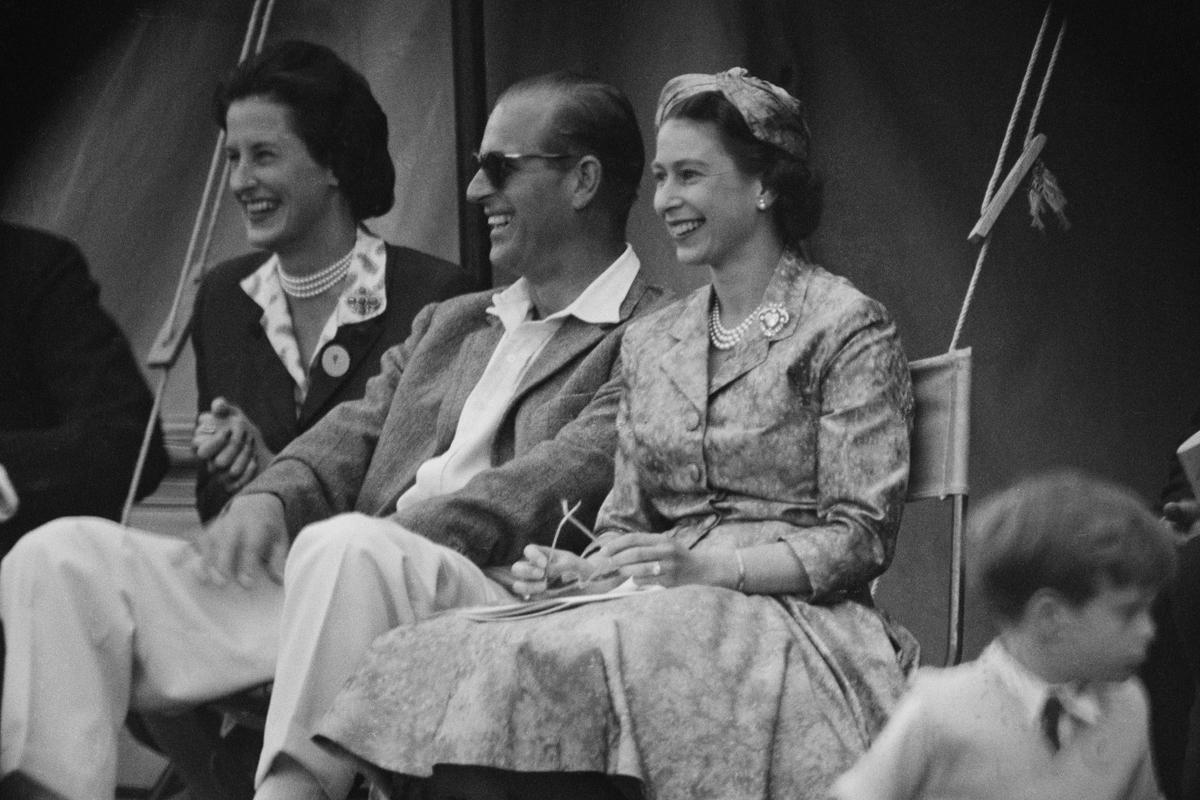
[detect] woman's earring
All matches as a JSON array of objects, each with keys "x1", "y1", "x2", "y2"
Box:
[{"x1": 756, "y1": 197, "x2": 768, "y2": 210}]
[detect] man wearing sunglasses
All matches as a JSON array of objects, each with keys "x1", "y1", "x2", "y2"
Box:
[
  {"x1": 241, "y1": 71, "x2": 666, "y2": 800},
  {"x1": 0, "y1": 71, "x2": 665, "y2": 800}
]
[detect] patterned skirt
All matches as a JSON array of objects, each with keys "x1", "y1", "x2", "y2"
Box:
[{"x1": 316, "y1": 584, "x2": 917, "y2": 800}]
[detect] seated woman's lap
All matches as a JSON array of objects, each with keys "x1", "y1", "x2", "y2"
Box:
[{"x1": 318, "y1": 585, "x2": 909, "y2": 797}]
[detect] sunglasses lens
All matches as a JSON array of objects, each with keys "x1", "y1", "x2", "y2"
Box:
[{"x1": 475, "y1": 152, "x2": 508, "y2": 189}]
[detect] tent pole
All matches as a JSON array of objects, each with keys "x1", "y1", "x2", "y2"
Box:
[{"x1": 450, "y1": 0, "x2": 489, "y2": 289}]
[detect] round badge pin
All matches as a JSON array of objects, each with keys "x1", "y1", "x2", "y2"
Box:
[{"x1": 321, "y1": 344, "x2": 351, "y2": 377}]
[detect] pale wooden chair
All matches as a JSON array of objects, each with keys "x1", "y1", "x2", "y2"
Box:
[{"x1": 905, "y1": 347, "x2": 972, "y2": 666}]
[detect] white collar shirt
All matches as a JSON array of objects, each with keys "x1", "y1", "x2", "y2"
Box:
[
  {"x1": 394, "y1": 245, "x2": 639, "y2": 513},
  {"x1": 985, "y1": 638, "x2": 1103, "y2": 750}
]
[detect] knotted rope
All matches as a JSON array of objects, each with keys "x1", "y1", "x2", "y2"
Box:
[{"x1": 949, "y1": 4, "x2": 1068, "y2": 353}]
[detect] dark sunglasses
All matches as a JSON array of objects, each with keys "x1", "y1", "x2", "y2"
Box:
[{"x1": 473, "y1": 151, "x2": 572, "y2": 189}]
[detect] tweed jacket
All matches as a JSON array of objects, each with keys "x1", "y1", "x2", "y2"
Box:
[
  {"x1": 245, "y1": 267, "x2": 666, "y2": 568},
  {"x1": 0, "y1": 222, "x2": 167, "y2": 552},
  {"x1": 190, "y1": 243, "x2": 472, "y2": 522},
  {"x1": 597, "y1": 256, "x2": 913, "y2": 601}
]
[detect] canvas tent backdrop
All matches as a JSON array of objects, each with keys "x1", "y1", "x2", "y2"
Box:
[{"x1": 2, "y1": 0, "x2": 1198, "y2": 668}]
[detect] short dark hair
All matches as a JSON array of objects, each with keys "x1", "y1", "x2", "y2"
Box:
[
  {"x1": 658, "y1": 90, "x2": 822, "y2": 251},
  {"x1": 499, "y1": 72, "x2": 644, "y2": 231},
  {"x1": 213, "y1": 40, "x2": 394, "y2": 221},
  {"x1": 969, "y1": 469, "x2": 1177, "y2": 624}
]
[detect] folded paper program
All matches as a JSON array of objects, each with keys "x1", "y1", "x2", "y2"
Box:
[{"x1": 458, "y1": 578, "x2": 663, "y2": 622}]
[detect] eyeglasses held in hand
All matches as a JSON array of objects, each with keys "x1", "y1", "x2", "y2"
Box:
[
  {"x1": 473, "y1": 151, "x2": 572, "y2": 190},
  {"x1": 537, "y1": 499, "x2": 620, "y2": 598}
]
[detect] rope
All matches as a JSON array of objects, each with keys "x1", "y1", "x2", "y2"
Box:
[
  {"x1": 981, "y1": 6, "x2": 1051, "y2": 214},
  {"x1": 156, "y1": 0, "x2": 266, "y2": 349},
  {"x1": 186, "y1": 0, "x2": 280, "y2": 281},
  {"x1": 193, "y1": 0, "x2": 279, "y2": 273},
  {"x1": 121, "y1": 371, "x2": 172, "y2": 524},
  {"x1": 949, "y1": 4, "x2": 1066, "y2": 353},
  {"x1": 1025, "y1": 17, "x2": 1067, "y2": 145},
  {"x1": 948, "y1": 239, "x2": 992, "y2": 352},
  {"x1": 121, "y1": 0, "x2": 277, "y2": 526}
]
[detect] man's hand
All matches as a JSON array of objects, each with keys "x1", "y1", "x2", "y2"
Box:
[
  {"x1": 193, "y1": 397, "x2": 274, "y2": 492},
  {"x1": 185, "y1": 493, "x2": 289, "y2": 588},
  {"x1": 1163, "y1": 498, "x2": 1200, "y2": 538}
]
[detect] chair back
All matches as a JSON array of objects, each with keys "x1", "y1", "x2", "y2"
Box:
[
  {"x1": 907, "y1": 347, "x2": 972, "y2": 664},
  {"x1": 909, "y1": 349, "x2": 971, "y2": 502}
]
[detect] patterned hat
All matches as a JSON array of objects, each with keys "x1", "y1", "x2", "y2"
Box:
[{"x1": 655, "y1": 67, "x2": 811, "y2": 161}]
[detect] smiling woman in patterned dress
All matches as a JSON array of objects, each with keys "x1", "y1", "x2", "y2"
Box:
[{"x1": 316, "y1": 67, "x2": 917, "y2": 800}]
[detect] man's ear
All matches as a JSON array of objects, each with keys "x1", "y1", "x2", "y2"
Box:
[{"x1": 570, "y1": 154, "x2": 603, "y2": 210}]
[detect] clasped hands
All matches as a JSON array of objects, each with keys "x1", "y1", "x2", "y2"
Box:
[
  {"x1": 511, "y1": 532, "x2": 709, "y2": 599},
  {"x1": 193, "y1": 397, "x2": 274, "y2": 492}
]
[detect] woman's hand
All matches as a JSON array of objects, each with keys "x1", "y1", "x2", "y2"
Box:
[
  {"x1": 593, "y1": 532, "x2": 721, "y2": 588},
  {"x1": 511, "y1": 544, "x2": 597, "y2": 598},
  {"x1": 193, "y1": 397, "x2": 274, "y2": 492}
]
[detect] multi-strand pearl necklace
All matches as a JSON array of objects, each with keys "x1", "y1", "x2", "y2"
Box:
[
  {"x1": 277, "y1": 249, "x2": 354, "y2": 299},
  {"x1": 708, "y1": 298, "x2": 791, "y2": 350},
  {"x1": 708, "y1": 300, "x2": 765, "y2": 350}
]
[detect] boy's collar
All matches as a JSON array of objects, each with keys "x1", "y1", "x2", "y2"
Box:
[{"x1": 984, "y1": 639, "x2": 1102, "y2": 726}]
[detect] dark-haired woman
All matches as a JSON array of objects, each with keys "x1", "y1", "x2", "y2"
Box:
[
  {"x1": 191, "y1": 39, "x2": 472, "y2": 521},
  {"x1": 155, "y1": 40, "x2": 473, "y2": 799},
  {"x1": 0, "y1": 41, "x2": 468, "y2": 800},
  {"x1": 317, "y1": 68, "x2": 916, "y2": 800}
]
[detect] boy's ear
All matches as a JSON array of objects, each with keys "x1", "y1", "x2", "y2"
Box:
[{"x1": 1027, "y1": 588, "x2": 1071, "y2": 642}]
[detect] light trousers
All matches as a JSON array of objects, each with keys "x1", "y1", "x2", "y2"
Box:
[
  {"x1": 258, "y1": 514, "x2": 513, "y2": 799},
  {"x1": 0, "y1": 513, "x2": 512, "y2": 800},
  {"x1": 0, "y1": 517, "x2": 280, "y2": 800}
]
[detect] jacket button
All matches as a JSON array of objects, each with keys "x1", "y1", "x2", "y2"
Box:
[
  {"x1": 688, "y1": 463, "x2": 702, "y2": 483},
  {"x1": 686, "y1": 410, "x2": 701, "y2": 430}
]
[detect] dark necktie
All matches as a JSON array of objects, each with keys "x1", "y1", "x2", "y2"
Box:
[{"x1": 1041, "y1": 694, "x2": 1065, "y2": 751}]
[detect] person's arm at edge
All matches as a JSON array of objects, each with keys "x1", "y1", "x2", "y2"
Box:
[{"x1": 0, "y1": 231, "x2": 167, "y2": 519}]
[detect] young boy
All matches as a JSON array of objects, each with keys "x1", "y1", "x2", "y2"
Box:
[{"x1": 831, "y1": 469, "x2": 1177, "y2": 800}]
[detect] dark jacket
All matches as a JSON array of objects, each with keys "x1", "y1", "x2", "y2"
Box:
[
  {"x1": 191, "y1": 243, "x2": 473, "y2": 521},
  {"x1": 0, "y1": 221, "x2": 168, "y2": 553}
]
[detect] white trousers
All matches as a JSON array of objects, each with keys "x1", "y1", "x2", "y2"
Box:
[
  {"x1": 0, "y1": 513, "x2": 512, "y2": 800},
  {"x1": 0, "y1": 517, "x2": 280, "y2": 800},
  {"x1": 259, "y1": 514, "x2": 513, "y2": 800}
]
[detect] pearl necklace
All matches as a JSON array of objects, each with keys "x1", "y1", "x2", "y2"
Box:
[
  {"x1": 277, "y1": 249, "x2": 354, "y2": 299},
  {"x1": 708, "y1": 299, "x2": 765, "y2": 350}
]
